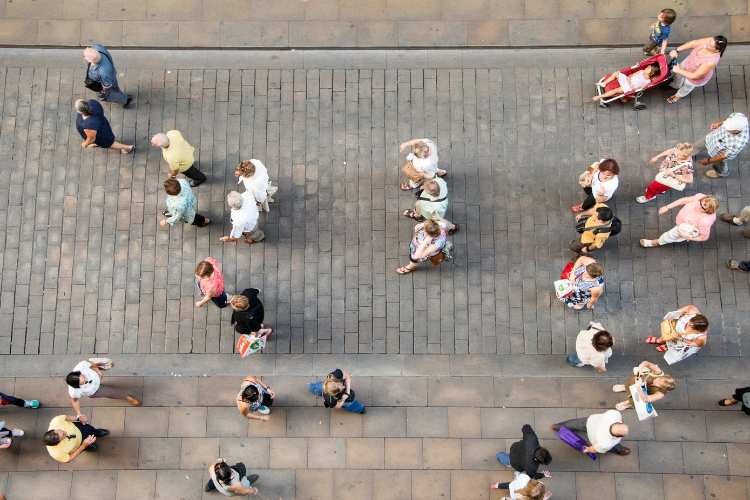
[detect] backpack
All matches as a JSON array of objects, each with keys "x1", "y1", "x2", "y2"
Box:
[{"x1": 577, "y1": 216, "x2": 621, "y2": 236}]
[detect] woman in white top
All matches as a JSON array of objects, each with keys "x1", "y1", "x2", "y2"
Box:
[
  {"x1": 399, "y1": 138, "x2": 446, "y2": 190},
  {"x1": 491, "y1": 472, "x2": 550, "y2": 500},
  {"x1": 567, "y1": 322, "x2": 613, "y2": 373},
  {"x1": 646, "y1": 304, "x2": 708, "y2": 363},
  {"x1": 235, "y1": 159, "x2": 275, "y2": 212},
  {"x1": 205, "y1": 459, "x2": 259, "y2": 496},
  {"x1": 572, "y1": 159, "x2": 620, "y2": 214}
]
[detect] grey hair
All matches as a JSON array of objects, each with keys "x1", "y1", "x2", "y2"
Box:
[
  {"x1": 75, "y1": 99, "x2": 90, "y2": 115},
  {"x1": 151, "y1": 133, "x2": 169, "y2": 148},
  {"x1": 227, "y1": 191, "x2": 244, "y2": 210}
]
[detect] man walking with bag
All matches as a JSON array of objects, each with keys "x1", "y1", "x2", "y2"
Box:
[{"x1": 83, "y1": 44, "x2": 131, "y2": 107}]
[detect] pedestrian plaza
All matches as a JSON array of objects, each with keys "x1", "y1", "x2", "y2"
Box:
[{"x1": 0, "y1": 46, "x2": 748, "y2": 499}]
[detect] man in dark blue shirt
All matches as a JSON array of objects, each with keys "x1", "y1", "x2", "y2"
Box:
[{"x1": 83, "y1": 44, "x2": 131, "y2": 107}]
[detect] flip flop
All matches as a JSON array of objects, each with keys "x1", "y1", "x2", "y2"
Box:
[
  {"x1": 656, "y1": 345, "x2": 667, "y2": 352},
  {"x1": 645, "y1": 336, "x2": 659, "y2": 344},
  {"x1": 640, "y1": 239, "x2": 657, "y2": 248},
  {"x1": 570, "y1": 204, "x2": 584, "y2": 214},
  {"x1": 402, "y1": 209, "x2": 423, "y2": 221},
  {"x1": 396, "y1": 266, "x2": 415, "y2": 274},
  {"x1": 666, "y1": 95, "x2": 680, "y2": 104},
  {"x1": 448, "y1": 224, "x2": 459, "y2": 235},
  {"x1": 400, "y1": 183, "x2": 414, "y2": 191}
]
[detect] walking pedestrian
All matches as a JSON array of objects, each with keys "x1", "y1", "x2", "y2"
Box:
[
  {"x1": 719, "y1": 205, "x2": 750, "y2": 238},
  {"x1": 195, "y1": 258, "x2": 228, "y2": 309},
  {"x1": 495, "y1": 424, "x2": 552, "y2": 480},
  {"x1": 667, "y1": 35, "x2": 726, "y2": 104},
  {"x1": 151, "y1": 131, "x2": 207, "y2": 186},
  {"x1": 567, "y1": 322, "x2": 613, "y2": 373},
  {"x1": 159, "y1": 178, "x2": 210, "y2": 228},
  {"x1": 645, "y1": 305, "x2": 708, "y2": 363},
  {"x1": 75, "y1": 99, "x2": 133, "y2": 154},
  {"x1": 694, "y1": 113, "x2": 749, "y2": 178},
  {"x1": 0, "y1": 421, "x2": 25, "y2": 449},
  {"x1": 220, "y1": 192, "x2": 265, "y2": 245},
  {"x1": 636, "y1": 143, "x2": 694, "y2": 203},
  {"x1": 571, "y1": 159, "x2": 620, "y2": 214},
  {"x1": 727, "y1": 259, "x2": 750, "y2": 272},
  {"x1": 66, "y1": 359, "x2": 141, "y2": 423},
  {"x1": 230, "y1": 289, "x2": 267, "y2": 335},
  {"x1": 235, "y1": 159, "x2": 275, "y2": 212},
  {"x1": 570, "y1": 204, "x2": 615, "y2": 254},
  {"x1": 396, "y1": 220, "x2": 450, "y2": 274},
  {"x1": 718, "y1": 386, "x2": 750, "y2": 415},
  {"x1": 0, "y1": 391, "x2": 40, "y2": 409},
  {"x1": 44, "y1": 414, "x2": 109, "y2": 463},
  {"x1": 640, "y1": 193, "x2": 718, "y2": 248},
  {"x1": 491, "y1": 474, "x2": 549, "y2": 500},
  {"x1": 83, "y1": 44, "x2": 131, "y2": 107},
  {"x1": 236, "y1": 376, "x2": 275, "y2": 421},
  {"x1": 558, "y1": 255, "x2": 605, "y2": 310},
  {"x1": 308, "y1": 368, "x2": 366, "y2": 414},
  {"x1": 552, "y1": 410, "x2": 631, "y2": 456},
  {"x1": 612, "y1": 361, "x2": 675, "y2": 411},
  {"x1": 205, "y1": 459, "x2": 259, "y2": 496},
  {"x1": 402, "y1": 178, "x2": 458, "y2": 233},
  {"x1": 399, "y1": 138, "x2": 446, "y2": 190}
]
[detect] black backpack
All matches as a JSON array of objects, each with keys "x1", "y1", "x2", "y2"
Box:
[{"x1": 576, "y1": 216, "x2": 621, "y2": 236}]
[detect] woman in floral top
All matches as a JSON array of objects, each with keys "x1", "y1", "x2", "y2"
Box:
[
  {"x1": 396, "y1": 220, "x2": 447, "y2": 274},
  {"x1": 636, "y1": 143, "x2": 694, "y2": 203},
  {"x1": 159, "y1": 178, "x2": 210, "y2": 228}
]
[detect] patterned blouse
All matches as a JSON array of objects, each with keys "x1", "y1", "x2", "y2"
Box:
[{"x1": 164, "y1": 178, "x2": 196, "y2": 225}]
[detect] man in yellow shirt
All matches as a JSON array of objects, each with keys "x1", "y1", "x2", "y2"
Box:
[
  {"x1": 43, "y1": 414, "x2": 108, "y2": 463},
  {"x1": 151, "y1": 130, "x2": 207, "y2": 186}
]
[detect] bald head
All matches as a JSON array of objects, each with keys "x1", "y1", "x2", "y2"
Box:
[
  {"x1": 151, "y1": 133, "x2": 170, "y2": 148},
  {"x1": 83, "y1": 47, "x2": 101, "y2": 64}
]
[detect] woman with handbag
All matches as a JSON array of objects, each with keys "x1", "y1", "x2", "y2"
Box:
[
  {"x1": 637, "y1": 143, "x2": 694, "y2": 203},
  {"x1": 645, "y1": 305, "x2": 708, "y2": 358},
  {"x1": 640, "y1": 193, "x2": 718, "y2": 247},
  {"x1": 396, "y1": 220, "x2": 449, "y2": 274},
  {"x1": 571, "y1": 159, "x2": 620, "y2": 214},
  {"x1": 399, "y1": 138, "x2": 446, "y2": 190},
  {"x1": 611, "y1": 361, "x2": 675, "y2": 411},
  {"x1": 558, "y1": 256, "x2": 605, "y2": 310}
]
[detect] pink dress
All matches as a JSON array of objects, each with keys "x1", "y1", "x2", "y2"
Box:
[
  {"x1": 674, "y1": 194, "x2": 716, "y2": 242},
  {"x1": 198, "y1": 257, "x2": 225, "y2": 297},
  {"x1": 680, "y1": 43, "x2": 721, "y2": 86}
]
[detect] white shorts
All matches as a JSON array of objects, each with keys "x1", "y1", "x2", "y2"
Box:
[{"x1": 616, "y1": 73, "x2": 632, "y2": 93}]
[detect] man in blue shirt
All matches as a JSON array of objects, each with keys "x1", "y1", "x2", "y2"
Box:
[{"x1": 83, "y1": 44, "x2": 131, "y2": 107}]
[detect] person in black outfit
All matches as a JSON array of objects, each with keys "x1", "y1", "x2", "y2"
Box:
[
  {"x1": 719, "y1": 386, "x2": 750, "y2": 415},
  {"x1": 496, "y1": 424, "x2": 552, "y2": 479},
  {"x1": 230, "y1": 288, "x2": 267, "y2": 334}
]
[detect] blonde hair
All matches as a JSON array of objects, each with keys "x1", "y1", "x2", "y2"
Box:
[
  {"x1": 413, "y1": 142, "x2": 430, "y2": 158},
  {"x1": 323, "y1": 377, "x2": 344, "y2": 396},
  {"x1": 516, "y1": 480, "x2": 546, "y2": 500},
  {"x1": 675, "y1": 142, "x2": 694, "y2": 157},
  {"x1": 236, "y1": 160, "x2": 256, "y2": 178},
  {"x1": 700, "y1": 195, "x2": 719, "y2": 214},
  {"x1": 230, "y1": 295, "x2": 249, "y2": 311}
]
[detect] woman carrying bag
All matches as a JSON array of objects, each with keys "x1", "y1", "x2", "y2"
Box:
[
  {"x1": 645, "y1": 305, "x2": 709, "y2": 364},
  {"x1": 637, "y1": 143, "x2": 694, "y2": 203}
]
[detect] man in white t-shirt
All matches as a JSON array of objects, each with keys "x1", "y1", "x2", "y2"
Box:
[
  {"x1": 552, "y1": 409, "x2": 630, "y2": 455},
  {"x1": 220, "y1": 191, "x2": 265, "y2": 245},
  {"x1": 66, "y1": 360, "x2": 141, "y2": 423}
]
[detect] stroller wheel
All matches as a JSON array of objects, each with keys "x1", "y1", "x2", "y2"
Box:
[{"x1": 634, "y1": 102, "x2": 647, "y2": 110}]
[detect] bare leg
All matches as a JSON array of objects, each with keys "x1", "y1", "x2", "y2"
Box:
[
  {"x1": 600, "y1": 72, "x2": 618, "y2": 86},
  {"x1": 593, "y1": 86, "x2": 624, "y2": 101},
  {"x1": 110, "y1": 141, "x2": 134, "y2": 154}
]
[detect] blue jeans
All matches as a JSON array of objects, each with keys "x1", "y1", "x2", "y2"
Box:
[
  {"x1": 211, "y1": 291, "x2": 228, "y2": 308},
  {"x1": 496, "y1": 452, "x2": 511, "y2": 466},
  {"x1": 100, "y1": 85, "x2": 129, "y2": 105},
  {"x1": 566, "y1": 353, "x2": 584, "y2": 367},
  {"x1": 308, "y1": 382, "x2": 365, "y2": 413}
]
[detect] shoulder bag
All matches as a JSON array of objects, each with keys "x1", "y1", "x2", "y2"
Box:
[{"x1": 84, "y1": 50, "x2": 114, "y2": 93}]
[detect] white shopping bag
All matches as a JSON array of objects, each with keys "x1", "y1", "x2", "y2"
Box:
[
  {"x1": 629, "y1": 382, "x2": 658, "y2": 421},
  {"x1": 553, "y1": 279, "x2": 574, "y2": 299}
]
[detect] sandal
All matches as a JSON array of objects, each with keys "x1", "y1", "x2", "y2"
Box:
[
  {"x1": 122, "y1": 145, "x2": 135, "y2": 155},
  {"x1": 437, "y1": 170, "x2": 447, "y2": 177},
  {"x1": 400, "y1": 182, "x2": 415, "y2": 191},
  {"x1": 402, "y1": 209, "x2": 423, "y2": 221},
  {"x1": 645, "y1": 336, "x2": 659, "y2": 344},
  {"x1": 655, "y1": 344, "x2": 667, "y2": 352},
  {"x1": 200, "y1": 217, "x2": 211, "y2": 227},
  {"x1": 640, "y1": 239, "x2": 657, "y2": 248},
  {"x1": 448, "y1": 224, "x2": 459, "y2": 235},
  {"x1": 396, "y1": 266, "x2": 415, "y2": 275},
  {"x1": 718, "y1": 399, "x2": 737, "y2": 407},
  {"x1": 666, "y1": 95, "x2": 680, "y2": 104},
  {"x1": 570, "y1": 203, "x2": 584, "y2": 214}
]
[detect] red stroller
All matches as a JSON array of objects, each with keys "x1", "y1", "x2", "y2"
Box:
[{"x1": 595, "y1": 54, "x2": 671, "y2": 110}]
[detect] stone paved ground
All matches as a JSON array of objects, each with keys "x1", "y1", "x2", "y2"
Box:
[{"x1": 0, "y1": 47, "x2": 748, "y2": 499}]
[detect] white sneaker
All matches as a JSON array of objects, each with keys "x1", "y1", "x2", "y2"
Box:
[{"x1": 636, "y1": 196, "x2": 651, "y2": 204}]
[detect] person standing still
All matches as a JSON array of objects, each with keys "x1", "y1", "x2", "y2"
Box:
[
  {"x1": 643, "y1": 8, "x2": 676, "y2": 56},
  {"x1": 151, "y1": 131, "x2": 207, "y2": 187},
  {"x1": 695, "y1": 113, "x2": 749, "y2": 178},
  {"x1": 83, "y1": 44, "x2": 131, "y2": 107}
]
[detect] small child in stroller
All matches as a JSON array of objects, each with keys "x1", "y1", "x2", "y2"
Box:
[{"x1": 592, "y1": 63, "x2": 661, "y2": 102}]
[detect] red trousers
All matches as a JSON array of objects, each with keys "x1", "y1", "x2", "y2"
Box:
[{"x1": 644, "y1": 180, "x2": 671, "y2": 200}]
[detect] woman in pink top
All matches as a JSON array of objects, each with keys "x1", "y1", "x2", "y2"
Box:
[
  {"x1": 195, "y1": 257, "x2": 228, "y2": 308},
  {"x1": 667, "y1": 35, "x2": 726, "y2": 103},
  {"x1": 640, "y1": 194, "x2": 719, "y2": 248}
]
